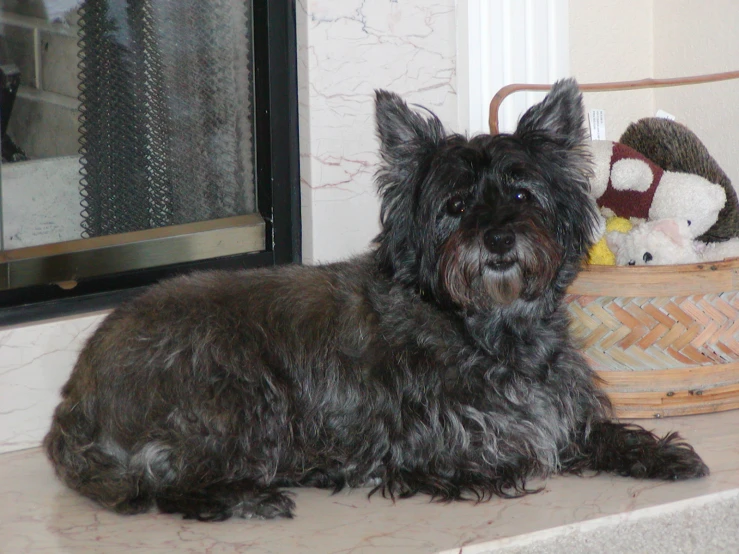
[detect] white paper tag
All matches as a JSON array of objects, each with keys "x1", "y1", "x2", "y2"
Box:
[
  {"x1": 655, "y1": 109, "x2": 676, "y2": 120},
  {"x1": 588, "y1": 109, "x2": 606, "y2": 140}
]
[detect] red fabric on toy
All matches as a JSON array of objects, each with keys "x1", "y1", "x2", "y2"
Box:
[{"x1": 597, "y1": 142, "x2": 663, "y2": 219}]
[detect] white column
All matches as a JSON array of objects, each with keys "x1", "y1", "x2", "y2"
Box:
[{"x1": 457, "y1": 0, "x2": 569, "y2": 135}]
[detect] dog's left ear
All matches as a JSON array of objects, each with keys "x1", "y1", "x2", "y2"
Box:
[
  {"x1": 373, "y1": 91, "x2": 446, "y2": 286},
  {"x1": 375, "y1": 90, "x2": 445, "y2": 162},
  {"x1": 515, "y1": 78, "x2": 586, "y2": 145}
]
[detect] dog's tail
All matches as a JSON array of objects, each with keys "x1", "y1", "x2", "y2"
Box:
[{"x1": 44, "y1": 379, "x2": 153, "y2": 514}]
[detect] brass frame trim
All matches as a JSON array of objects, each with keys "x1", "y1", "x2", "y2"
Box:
[{"x1": 0, "y1": 214, "x2": 265, "y2": 290}]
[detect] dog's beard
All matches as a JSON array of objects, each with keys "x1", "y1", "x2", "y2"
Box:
[{"x1": 439, "y1": 219, "x2": 563, "y2": 308}]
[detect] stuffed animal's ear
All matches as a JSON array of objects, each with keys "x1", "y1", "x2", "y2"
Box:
[
  {"x1": 375, "y1": 90, "x2": 445, "y2": 162},
  {"x1": 650, "y1": 219, "x2": 690, "y2": 247},
  {"x1": 515, "y1": 78, "x2": 587, "y2": 144},
  {"x1": 605, "y1": 230, "x2": 626, "y2": 252}
]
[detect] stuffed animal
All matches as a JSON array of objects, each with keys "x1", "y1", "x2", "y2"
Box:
[
  {"x1": 620, "y1": 117, "x2": 739, "y2": 242},
  {"x1": 606, "y1": 218, "x2": 739, "y2": 266},
  {"x1": 606, "y1": 219, "x2": 699, "y2": 266},
  {"x1": 588, "y1": 140, "x2": 726, "y2": 240},
  {"x1": 588, "y1": 215, "x2": 632, "y2": 265}
]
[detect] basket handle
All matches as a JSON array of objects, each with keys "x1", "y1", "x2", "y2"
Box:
[{"x1": 489, "y1": 70, "x2": 739, "y2": 134}]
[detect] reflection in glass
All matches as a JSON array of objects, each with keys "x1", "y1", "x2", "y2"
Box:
[{"x1": 1, "y1": 0, "x2": 256, "y2": 250}]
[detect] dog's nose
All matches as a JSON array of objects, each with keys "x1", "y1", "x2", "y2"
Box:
[{"x1": 484, "y1": 229, "x2": 515, "y2": 255}]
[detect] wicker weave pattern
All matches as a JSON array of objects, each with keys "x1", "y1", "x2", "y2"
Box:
[{"x1": 567, "y1": 292, "x2": 739, "y2": 371}]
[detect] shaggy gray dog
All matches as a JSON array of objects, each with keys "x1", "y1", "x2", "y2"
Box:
[{"x1": 45, "y1": 80, "x2": 708, "y2": 521}]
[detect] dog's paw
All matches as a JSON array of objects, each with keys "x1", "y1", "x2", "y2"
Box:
[
  {"x1": 248, "y1": 490, "x2": 296, "y2": 520},
  {"x1": 112, "y1": 493, "x2": 154, "y2": 515},
  {"x1": 157, "y1": 495, "x2": 233, "y2": 522},
  {"x1": 635, "y1": 432, "x2": 709, "y2": 480},
  {"x1": 156, "y1": 485, "x2": 296, "y2": 522},
  {"x1": 582, "y1": 422, "x2": 709, "y2": 481}
]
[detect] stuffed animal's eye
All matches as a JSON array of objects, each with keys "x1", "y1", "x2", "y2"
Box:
[
  {"x1": 628, "y1": 260, "x2": 636, "y2": 266},
  {"x1": 643, "y1": 252, "x2": 653, "y2": 263},
  {"x1": 687, "y1": 220, "x2": 692, "y2": 226},
  {"x1": 446, "y1": 195, "x2": 466, "y2": 215},
  {"x1": 513, "y1": 189, "x2": 531, "y2": 203}
]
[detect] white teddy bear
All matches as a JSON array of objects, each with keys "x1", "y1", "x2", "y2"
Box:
[{"x1": 606, "y1": 218, "x2": 739, "y2": 266}]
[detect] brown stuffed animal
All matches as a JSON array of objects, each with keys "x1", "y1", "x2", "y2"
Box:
[
  {"x1": 620, "y1": 117, "x2": 739, "y2": 242},
  {"x1": 588, "y1": 140, "x2": 726, "y2": 240}
]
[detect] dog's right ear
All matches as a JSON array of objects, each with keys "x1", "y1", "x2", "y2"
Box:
[
  {"x1": 374, "y1": 90, "x2": 445, "y2": 163},
  {"x1": 515, "y1": 78, "x2": 587, "y2": 147}
]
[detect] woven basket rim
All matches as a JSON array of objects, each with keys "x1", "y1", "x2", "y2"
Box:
[
  {"x1": 570, "y1": 257, "x2": 739, "y2": 297},
  {"x1": 583, "y1": 256, "x2": 739, "y2": 273}
]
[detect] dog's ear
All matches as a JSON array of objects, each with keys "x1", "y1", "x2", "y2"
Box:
[
  {"x1": 514, "y1": 78, "x2": 586, "y2": 144},
  {"x1": 373, "y1": 91, "x2": 446, "y2": 286},
  {"x1": 375, "y1": 90, "x2": 445, "y2": 161},
  {"x1": 515, "y1": 79, "x2": 600, "y2": 261}
]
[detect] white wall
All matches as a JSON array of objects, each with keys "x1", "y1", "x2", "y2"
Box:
[
  {"x1": 570, "y1": 0, "x2": 739, "y2": 186},
  {"x1": 653, "y1": 0, "x2": 739, "y2": 186},
  {"x1": 569, "y1": 0, "x2": 654, "y2": 141}
]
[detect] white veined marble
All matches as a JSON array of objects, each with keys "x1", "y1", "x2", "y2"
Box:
[
  {"x1": 0, "y1": 313, "x2": 105, "y2": 453},
  {"x1": 297, "y1": 0, "x2": 457, "y2": 264}
]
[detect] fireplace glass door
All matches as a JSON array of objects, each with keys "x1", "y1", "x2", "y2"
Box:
[{"x1": 0, "y1": 0, "x2": 273, "y2": 297}]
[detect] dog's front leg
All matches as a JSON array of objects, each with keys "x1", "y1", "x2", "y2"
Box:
[{"x1": 571, "y1": 420, "x2": 709, "y2": 480}]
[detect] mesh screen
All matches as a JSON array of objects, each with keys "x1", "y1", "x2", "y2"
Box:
[{"x1": 78, "y1": 0, "x2": 255, "y2": 237}]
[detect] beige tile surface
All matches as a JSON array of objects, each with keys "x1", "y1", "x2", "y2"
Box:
[{"x1": 0, "y1": 411, "x2": 737, "y2": 554}]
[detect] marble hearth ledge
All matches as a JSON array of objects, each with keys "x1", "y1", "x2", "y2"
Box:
[
  {"x1": 0, "y1": 312, "x2": 107, "y2": 454},
  {"x1": 0, "y1": 410, "x2": 737, "y2": 553}
]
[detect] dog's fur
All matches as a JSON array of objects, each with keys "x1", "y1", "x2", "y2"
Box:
[{"x1": 45, "y1": 80, "x2": 708, "y2": 522}]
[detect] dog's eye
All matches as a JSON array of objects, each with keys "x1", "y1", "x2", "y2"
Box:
[
  {"x1": 643, "y1": 252, "x2": 653, "y2": 263},
  {"x1": 513, "y1": 189, "x2": 531, "y2": 203},
  {"x1": 446, "y1": 195, "x2": 466, "y2": 215}
]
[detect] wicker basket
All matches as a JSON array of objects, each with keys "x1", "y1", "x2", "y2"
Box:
[{"x1": 490, "y1": 72, "x2": 739, "y2": 418}]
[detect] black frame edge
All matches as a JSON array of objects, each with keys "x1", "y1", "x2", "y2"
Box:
[
  {"x1": 0, "y1": 252, "x2": 276, "y2": 327},
  {"x1": 254, "y1": 0, "x2": 302, "y2": 266}
]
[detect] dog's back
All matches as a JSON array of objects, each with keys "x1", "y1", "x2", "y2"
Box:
[{"x1": 45, "y1": 259, "x2": 388, "y2": 517}]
